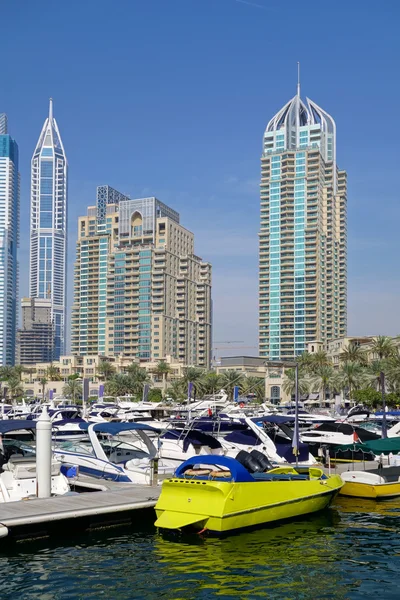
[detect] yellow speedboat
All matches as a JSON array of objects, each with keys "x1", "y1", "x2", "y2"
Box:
[
  {"x1": 340, "y1": 467, "x2": 400, "y2": 499},
  {"x1": 155, "y1": 454, "x2": 343, "y2": 533}
]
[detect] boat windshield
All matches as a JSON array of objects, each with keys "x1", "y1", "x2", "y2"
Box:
[
  {"x1": 2, "y1": 438, "x2": 36, "y2": 459},
  {"x1": 100, "y1": 435, "x2": 151, "y2": 463},
  {"x1": 56, "y1": 441, "x2": 95, "y2": 456}
]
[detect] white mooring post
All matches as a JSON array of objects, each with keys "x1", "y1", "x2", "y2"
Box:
[{"x1": 36, "y1": 405, "x2": 52, "y2": 498}]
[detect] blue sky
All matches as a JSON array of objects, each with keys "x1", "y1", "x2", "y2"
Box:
[{"x1": 1, "y1": 0, "x2": 400, "y2": 354}]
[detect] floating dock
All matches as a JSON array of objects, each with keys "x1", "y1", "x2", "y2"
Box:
[{"x1": 0, "y1": 483, "x2": 161, "y2": 541}]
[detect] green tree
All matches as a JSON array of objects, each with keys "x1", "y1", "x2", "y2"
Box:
[
  {"x1": 96, "y1": 360, "x2": 116, "y2": 381},
  {"x1": 367, "y1": 360, "x2": 385, "y2": 392},
  {"x1": 47, "y1": 364, "x2": 61, "y2": 381},
  {"x1": 340, "y1": 343, "x2": 367, "y2": 365},
  {"x1": 152, "y1": 361, "x2": 172, "y2": 396},
  {"x1": 370, "y1": 336, "x2": 396, "y2": 360},
  {"x1": 352, "y1": 388, "x2": 381, "y2": 408},
  {"x1": 148, "y1": 388, "x2": 162, "y2": 403},
  {"x1": 165, "y1": 380, "x2": 185, "y2": 402},
  {"x1": 221, "y1": 370, "x2": 244, "y2": 400},
  {"x1": 200, "y1": 371, "x2": 224, "y2": 395},
  {"x1": 310, "y1": 365, "x2": 337, "y2": 401},
  {"x1": 7, "y1": 376, "x2": 23, "y2": 404},
  {"x1": 339, "y1": 361, "x2": 366, "y2": 400},
  {"x1": 240, "y1": 376, "x2": 265, "y2": 402},
  {"x1": 63, "y1": 379, "x2": 83, "y2": 402},
  {"x1": 12, "y1": 365, "x2": 25, "y2": 382},
  {"x1": 39, "y1": 377, "x2": 48, "y2": 402},
  {"x1": 282, "y1": 368, "x2": 309, "y2": 399},
  {"x1": 181, "y1": 367, "x2": 205, "y2": 399}
]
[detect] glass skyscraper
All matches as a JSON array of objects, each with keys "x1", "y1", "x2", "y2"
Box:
[
  {"x1": 0, "y1": 115, "x2": 19, "y2": 364},
  {"x1": 259, "y1": 83, "x2": 347, "y2": 360},
  {"x1": 30, "y1": 99, "x2": 68, "y2": 359}
]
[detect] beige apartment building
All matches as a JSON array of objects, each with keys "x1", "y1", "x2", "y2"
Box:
[
  {"x1": 259, "y1": 84, "x2": 347, "y2": 361},
  {"x1": 20, "y1": 353, "x2": 190, "y2": 398},
  {"x1": 72, "y1": 192, "x2": 212, "y2": 368}
]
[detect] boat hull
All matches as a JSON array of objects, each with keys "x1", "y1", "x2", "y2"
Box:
[
  {"x1": 340, "y1": 480, "x2": 400, "y2": 499},
  {"x1": 155, "y1": 476, "x2": 342, "y2": 533}
]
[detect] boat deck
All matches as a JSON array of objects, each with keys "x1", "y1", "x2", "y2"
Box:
[{"x1": 0, "y1": 484, "x2": 161, "y2": 539}]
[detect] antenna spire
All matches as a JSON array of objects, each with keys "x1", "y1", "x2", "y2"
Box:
[
  {"x1": 297, "y1": 62, "x2": 300, "y2": 97},
  {"x1": 49, "y1": 97, "x2": 53, "y2": 121}
]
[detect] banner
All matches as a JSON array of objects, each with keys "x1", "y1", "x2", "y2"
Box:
[
  {"x1": 83, "y1": 378, "x2": 90, "y2": 403},
  {"x1": 188, "y1": 382, "x2": 193, "y2": 400},
  {"x1": 98, "y1": 384, "x2": 104, "y2": 400},
  {"x1": 142, "y1": 384, "x2": 149, "y2": 402},
  {"x1": 49, "y1": 389, "x2": 54, "y2": 401},
  {"x1": 233, "y1": 386, "x2": 239, "y2": 402}
]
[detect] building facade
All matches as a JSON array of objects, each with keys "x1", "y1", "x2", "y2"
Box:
[
  {"x1": 259, "y1": 82, "x2": 347, "y2": 360},
  {"x1": 30, "y1": 99, "x2": 68, "y2": 359},
  {"x1": 0, "y1": 116, "x2": 19, "y2": 364},
  {"x1": 72, "y1": 193, "x2": 212, "y2": 368},
  {"x1": 16, "y1": 297, "x2": 54, "y2": 365}
]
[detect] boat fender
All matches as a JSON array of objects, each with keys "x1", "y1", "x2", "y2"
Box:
[{"x1": 0, "y1": 525, "x2": 8, "y2": 538}]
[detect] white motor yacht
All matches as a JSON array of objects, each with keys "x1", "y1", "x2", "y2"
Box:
[
  {"x1": 0, "y1": 420, "x2": 69, "y2": 502},
  {"x1": 54, "y1": 422, "x2": 175, "y2": 484}
]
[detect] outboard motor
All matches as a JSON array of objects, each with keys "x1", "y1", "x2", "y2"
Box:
[
  {"x1": 250, "y1": 449, "x2": 273, "y2": 471},
  {"x1": 235, "y1": 450, "x2": 265, "y2": 473}
]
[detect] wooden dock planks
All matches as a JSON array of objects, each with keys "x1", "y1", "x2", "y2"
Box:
[{"x1": 0, "y1": 486, "x2": 161, "y2": 528}]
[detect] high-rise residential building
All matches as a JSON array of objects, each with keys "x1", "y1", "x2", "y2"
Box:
[
  {"x1": 16, "y1": 297, "x2": 54, "y2": 365},
  {"x1": 0, "y1": 114, "x2": 8, "y2": 135},
  {"x1": 0, "y1": 115, "x2": 19, "y2": 365},
  {"x1": 72, "y1": 192, "x2": 212, "y2": 368},
  {"x1": 259, "y1": 82, "x2": 347, "y2": 360},
  {"x1": 30, "y1": 99, "x2": 68, "y2": 360}
]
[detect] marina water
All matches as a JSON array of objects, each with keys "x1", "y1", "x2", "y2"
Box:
[{"x1": 1, "y1": 497, "x2": 399, "y2": 599}]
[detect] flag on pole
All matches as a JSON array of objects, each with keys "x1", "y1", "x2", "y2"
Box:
[
  {"x1": 49, "y1": 389, "x2": 53, "y2": 401},
  {"x1": 142, "y1": 384, "x2": 149, "y2": 402},
  {"x1": 188, "y1": 382, "x2": 193, "y2": 400},
  {"x1": 98, "y1": 384, "x2": 104, "y2": 400},
  {"x1": 233, "y1": 386, "x2": 239, "y2": 402}
]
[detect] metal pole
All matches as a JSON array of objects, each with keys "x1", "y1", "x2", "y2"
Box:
[
  {"x1": 294, "y1": 364, "x2": 299, "y2": 467},
  {"x1": 381, "y1": 371, "x2": 387, "y2": 439}
]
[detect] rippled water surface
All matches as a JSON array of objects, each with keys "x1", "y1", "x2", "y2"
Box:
[{"x1": 1, "y1": 497, "x2": 400, "y2": 599}]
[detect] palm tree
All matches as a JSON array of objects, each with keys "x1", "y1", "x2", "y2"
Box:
[
  {"x1": 165, "y1": 380, "x2": 185, "y2": 402},
  {"x1": 7, "y1": 376, "x2": 23, "y2": 404},
  {"x1": 63, "y1": 379, "x2": 82, "y2": 402},
  {"x1": 310, "y1": 350, "x2": 330, "y2": 373},
  {"x1": 0, "y1": 366, "x2": 14, "y2": 382},
  {"x1": 12, "y1": 365, "x2": 24, "y2": 382},
  {"x1": 297, "y1": 352, "x2": 315, "y2": 374},
  {"x1": 181, "y1": 367, "x2": 205, "y2": 399},
  {"x1": 368, "y1": 360, "x2": 385, "y2": 392},
  {"x1": 240, "y1": 376, "x2": 265, "y2": 402},
  {"x1": 105, "y1": 374, "x2": 140, "y2": 398},
  {"x1": 340, "y1": 343, "x2": 367, "y2": 365},
  {"x1": 221, "y1": 370, "x2": 244, "y2": 400},
  {"x1": 152, "y1": 361, "x2": 172, "y2": 396},
  {"x1": 200, "y1": 371, "x2": 224, "y2": 396},
  {"x1": 384, "y1": 350, "x2": 400, "y2": 394},
  {"x1": 47, "y1": 364, "x2": 61, "y2": 381},
  {"x1": 282, "y1": 368, "x2": 309, "y2": 399},
  {"x1": 24, "y1": 367, "x2": 35, "y2": 384},
  {"x1": 310, "y1": 365, "x2": 337, "y2": 401},
  {"x1": 96, "y1": 360, "x2": 115, "y2": 382},
  {"x1": 339, "y1": 361, "x2": 366, "y2": 400},
  {"x1": 39, "y1": 377, "x2": 48, "y2": 402},
  {"x1": 370, "y1": 336, "x2": 396, "y2": 360}
]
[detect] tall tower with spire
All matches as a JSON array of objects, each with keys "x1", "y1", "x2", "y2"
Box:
[
  {"x1": 30, "y1": 99, "x2": 68, "y2": 359},
  {"x1": 259, "y1": 74, "x2": 347, "y2": 365}
]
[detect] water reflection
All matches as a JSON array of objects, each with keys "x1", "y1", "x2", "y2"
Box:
[{"x1": 0, "y1": 503, "x2": 399, "y2": 599}]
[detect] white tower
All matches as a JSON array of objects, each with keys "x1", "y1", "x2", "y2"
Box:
[{"x1": 30, "y1": 99, "x2": 68, "y2": 359}]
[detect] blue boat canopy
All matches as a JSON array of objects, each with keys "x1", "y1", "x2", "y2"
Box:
[
  {"x1": 79, "y1": 422, "x2": 157, "y2": 434},
  {"x1": 175, "y1": 455, "x2": 254, "y2": 482},
  {"x1": 0, "y1": 420, "x2": 37, "y2": 434}
]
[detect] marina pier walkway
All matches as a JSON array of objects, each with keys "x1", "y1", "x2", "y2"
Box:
[{"x1": 0, "y1": 484, "x2": 161, "y2": 541}]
